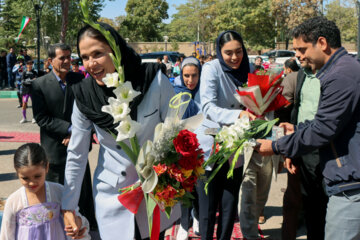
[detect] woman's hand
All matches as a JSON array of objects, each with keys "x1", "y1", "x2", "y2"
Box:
[
  {"x1": 239, "y1": 110, "x2": 256, "y2": 120},
  {"x1": 63, "y1": 210, "x2": 85, "y2": 239}
]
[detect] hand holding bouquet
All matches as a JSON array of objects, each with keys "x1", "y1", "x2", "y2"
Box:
[
  {"x1": 236, "y1": 67, "x2": 290, "y2": 116},
  {"x1": 204, "y1": 116, "x2": 278, "y2": 193}
]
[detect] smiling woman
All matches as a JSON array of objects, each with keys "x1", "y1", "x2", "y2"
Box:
[{"x1": 61, "y1": 22, "x2": 180, "y2": 240}]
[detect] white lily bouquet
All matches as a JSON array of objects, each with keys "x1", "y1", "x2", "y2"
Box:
[
  {"x1": 80, "y1": 2, "x2": 205, "y2": 239},
  {"x1": 203, "y1": 117, "x2": 279, "y2": 193}
]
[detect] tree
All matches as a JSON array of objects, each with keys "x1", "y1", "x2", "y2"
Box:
[
  {"x1": 271, "y1": 0, "x2": 320, "y2": 48},
  {"x1": 60, "y1": 0, "x2": 69, "y2": 43},
  {"x1": 122, "y1": 0, "x2": 168, "y2": 41},
  {"x1": 167, "y1": 0, "x2": 219, "y2": 42},
  {"x1": 213, "y1": 0, "x2": 276, "y2": 52},
  {"x1": 0, "y1": 0, "x2": 111, "y2": 54},
  {"x1": 325, "y1": 0, "x2": 357, "y2": 42}
]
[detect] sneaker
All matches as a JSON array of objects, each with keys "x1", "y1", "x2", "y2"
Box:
[
  {"x1": 176, "y1": 225, "x2": 188, "y2": 240},
  {"x1": 191, "y1": 209, "x2": 200, "y2": 235},
  {"x1": 31, "y1": 118, "x2": 36, "y2": 124},
  {"x1": 20, "y1": 118, "x2": 27, "y2": 124},
  {"x1": 258, "y1": 215, "x2": 266, "y2": 224},
  {"x1": 192, "y1": 215, "x2": 200, "y2": 235},
  {"x1": 17, "y1": 105, "x2": 22, "y2": 108}
]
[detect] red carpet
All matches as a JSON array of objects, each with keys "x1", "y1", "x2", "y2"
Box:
[
  {"x1": 0, "y1": 131, "x2": 40, "y2": 143},
  {"x1": 166, "y1": 218, "x2": 264, "y2": 240}
]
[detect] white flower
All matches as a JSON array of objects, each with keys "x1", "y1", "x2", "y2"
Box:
[
  {"x1": 234, "y1": 116, "x2": 251, "y2": 131},
  {"x1": 101, "y1": 97, "x2": 130, "y2": 123},
  {"x1": 102, "y1": 72, "x2": 120, "y2": 88},
  {"x1": 113, "y1": 81, "x2": 141, "y2": 103},
  {"x1": 217, "y1": 126, "x2": 238, "y2": 149},
  {"x1": 115, "y1": 116, "x2": 142, "y2": 142}
]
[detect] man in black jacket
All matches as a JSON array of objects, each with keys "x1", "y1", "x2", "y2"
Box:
[
  {"x1": 32, "y1": 43, "x2": 97, "y2": 230},
  {"x1": 257, "y1": 17, "x2": 360, "y2": 239}
]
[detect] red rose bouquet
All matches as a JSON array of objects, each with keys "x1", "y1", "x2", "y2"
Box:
[
  {"x1": 117, "y1": 92, "x2": 205, "y2": 240},
  {"x1": 236, "y1": 67, "x2": 290, "y2": 116}
]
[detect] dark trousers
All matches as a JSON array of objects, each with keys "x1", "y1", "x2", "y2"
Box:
[
  {"x1": 300, "y1": 156, "x2": 328, "y2": 240},
  {"x1": 7, "y1": 67, "x2": 14, "y2": 88},
  {"x1": 282, "y1": 156, "x2": 328, "y2": 240},
  {"x1": 135, "y1": 220, "x2": 165, "y2": 240},
  {"x1": 197, "y1": 164, "x2": 243, "y2": 240},
  {"x1": 282, "y1": 170, "x2": 302, "y2": 240},
  {"x1": 180, "y1": 189, "x2": 199, "y2": 230},
  {"x1": 0, "y1": 72, "x2": 7, "y2": 88},
  {"x1": 47, "y1": 161, "x2": 98, "y2": 230}
]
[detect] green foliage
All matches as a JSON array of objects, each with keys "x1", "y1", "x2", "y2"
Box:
[
  {"x1": 325, "y1": 0, "x2": 357, "y2": 42},
  {"x1": 0, "y1": 0, "x2": 107, "y2": 51},
  {"x1": 167, "y1": 0, "x2": 219, "y2": 42},
  {"x1": 170, "y1": 41, "x2": 179, "y2": 51},
  {"x1": 214, "y1": 0, "x2": 276, "y2": 51},
  {"x1": 122, "y1": 0, "x2": 169, "y2": 41}
]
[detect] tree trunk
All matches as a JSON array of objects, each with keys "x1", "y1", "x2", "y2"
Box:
[{"x1": 60, "y1": 0, "x2": 69, "y2": 43}]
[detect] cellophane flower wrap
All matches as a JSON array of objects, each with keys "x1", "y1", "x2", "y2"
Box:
[
  {"x1": 203, "y1": 116, "x2": 278, "y2": 193},
  {"x1": 236, "y1": 66, "x2": 290, "y2": 116},
  {"x1": 118, "y1": 93, "x2": 205, "y2": 239}
]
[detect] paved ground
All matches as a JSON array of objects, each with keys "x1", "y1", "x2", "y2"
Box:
[{"x1": 0, "y1": 97, "x2": 307, "y2": 239}]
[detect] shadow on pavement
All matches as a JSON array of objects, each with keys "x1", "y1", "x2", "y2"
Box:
[
  {"x1": 264, "y1": 206, "x2": 283, "y2": 218},
  {"x1": 0, "y1": 172, "x2": 17, "y2": 182},
  {"x1": 0, "y1": 149, "x2": 16, "y2": 155}
]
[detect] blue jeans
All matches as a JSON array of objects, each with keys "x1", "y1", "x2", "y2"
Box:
[
  {"x1": 7, "y1": 67, "x2": 14, "y2": 88},
  {"x1": 325, "y1": 188, "x2": 360, "y2": 240}
]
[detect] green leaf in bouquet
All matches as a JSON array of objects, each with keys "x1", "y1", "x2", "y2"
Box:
[
  {"x1": 130, "y1": 135, "x2": 140, "y2": 156},
  {"x1": 165, "y1": 207, "x2": 172, "y2": 219},
  {"x1": 227, "y1": 141, "x2": 245, "y2": 179},
  {"x1": 145, "y1": 194, "x2": 157, "y2": 235},
  {"x1": 109, "y1": 131, "x2": 137, "y2": 164},
  {"x1": 204, "y1": 155, "x2": 229, "y2": 194},
  {"x1": 253, "y1": 118, "x2": 279, "y2": 139}
]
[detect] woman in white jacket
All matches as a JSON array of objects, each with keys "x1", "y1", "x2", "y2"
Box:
[{"x1": 61, "y1": 23, "x2": 180, "y2": 240}]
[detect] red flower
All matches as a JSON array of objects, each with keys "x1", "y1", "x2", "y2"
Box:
[
  {"x1": 179, "y1": 155, "x2": 197, "y2": 170},
  {"x1": 168, "y1": 164, "x2": 186, "y2": 182},
  {"x1": 153, "y1": 163, "x2": 167, "y2": 176},
  {"x1": 156, "y1": 184, "x2": 177, "y2": 200},
  {"x1": 181, "y1": 175, "x2": 198, "y2": 192},
  {"x1": 173, "y1": 130, "x2": 199, "y2": 157}
]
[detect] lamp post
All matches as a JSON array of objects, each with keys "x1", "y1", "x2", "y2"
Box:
[
  {"x1": 163, "y1": 35, "x2": 169, "y2": 52},
  {"x1": 357, "y1": 1, "x2": 360, "y2": 59},
  {"x1": 44, "y1": 36, "x2": 50, "y2": 51},
  {"x1": 31, "y1": 0, "x2": 45, "y2": 73}
]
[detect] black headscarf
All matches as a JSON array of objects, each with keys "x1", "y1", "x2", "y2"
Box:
[
  {"x1": 216, "y1": 30, "x2": 250, "y2": 86},
  {"x1": 71, "y1": 23, "x2": 166, "y2": 134}
]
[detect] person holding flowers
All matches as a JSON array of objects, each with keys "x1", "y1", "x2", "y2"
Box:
[
  {"x1": 61, "y1": 21, "x2": 180, "y2": 240},
  {"x1": 197, "y1": 30, "x2": 255, "y2": 239},
  {"x1": 172, "y1": 56, "x2": 202, "y2": 239}
]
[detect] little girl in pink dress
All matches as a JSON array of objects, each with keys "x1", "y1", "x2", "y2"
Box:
[{"x1": 0, "y1": 143, "x2": 90, "y2": 240}]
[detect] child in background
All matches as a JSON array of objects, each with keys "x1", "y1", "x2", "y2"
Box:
[
  {"x1": 12, "y1": 56, "x2": 25, "y2": 109},
  {"x1": 0, "y1": 143, "x2": 90, "y2": 240},
  {"x1": 20, "y1": 60, "x2": 38, "y2": 124}
]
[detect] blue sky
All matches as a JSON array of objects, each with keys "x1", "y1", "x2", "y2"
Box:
[{"x1": 100, "y1": 0, "x2": 187, "y2": 23}]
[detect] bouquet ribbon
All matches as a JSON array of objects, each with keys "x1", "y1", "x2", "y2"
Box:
[{"x1": 118, "y1": 184, "x2": 161, "y2": 240}]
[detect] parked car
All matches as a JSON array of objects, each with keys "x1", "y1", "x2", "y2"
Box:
[
  {"x1": 140, "y1": 51, "x2": 185, "y2": 64},
  {"x1": 262, "y1": 50, "x2": 295, "y2": 65}
]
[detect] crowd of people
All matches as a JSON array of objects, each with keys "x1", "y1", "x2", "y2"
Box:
[{"x1": 1, "y1": 16, "x2": 360, "y2": 240}]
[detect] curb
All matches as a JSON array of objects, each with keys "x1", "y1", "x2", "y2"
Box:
[{"x1": 0, "y1": 91, "x2": 17, "y2": 99}]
